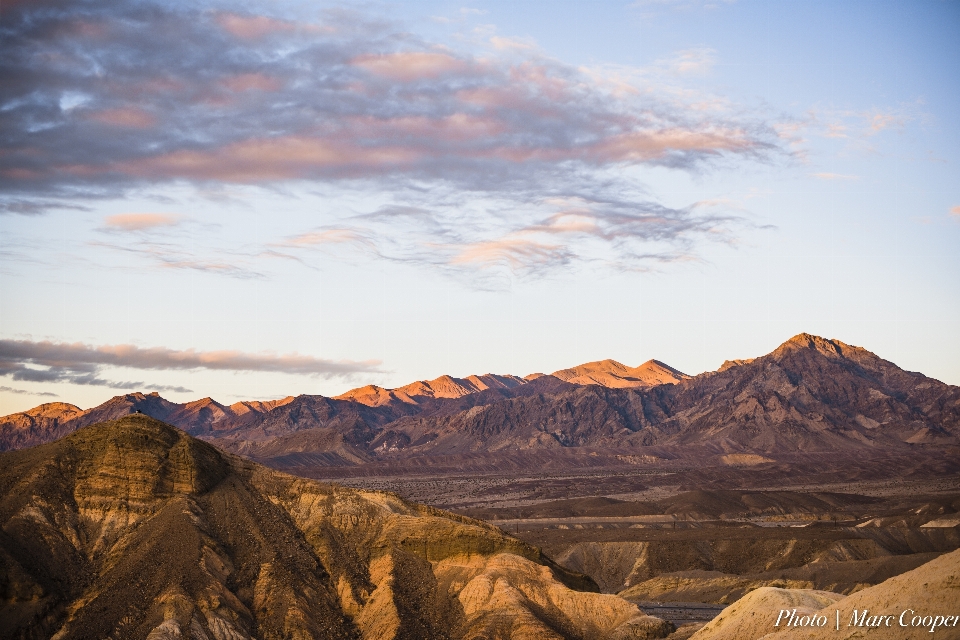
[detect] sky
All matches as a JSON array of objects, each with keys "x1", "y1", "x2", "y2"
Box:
[{"x1": 1, "y1": 0, "x2": 958, "y2": 414}]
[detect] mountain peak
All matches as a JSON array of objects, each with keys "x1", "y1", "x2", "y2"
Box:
[{"x1": 775, "y1": 333, "x2": 864, "y2": 359}]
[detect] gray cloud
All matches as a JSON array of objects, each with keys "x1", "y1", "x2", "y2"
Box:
[
  {"x1": 0, "y1": 360, "x2": 192, "y2": 392},
  {"x1": 0, "y1": 339, "x2": 382, "y2": 392},
  {"x1": 0, "y1": 339, "x2": 381, "y2": 377},
  {"x1": 0, "y1": 385, "x2": 59, "y2": 397},
  {"x1": 0, "y1": 200, "x2": 93, "y2": 216}
]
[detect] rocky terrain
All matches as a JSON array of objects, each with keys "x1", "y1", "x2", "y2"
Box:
[{"x1": 0, "y1": 414, "x2": 674, "y2": 640}]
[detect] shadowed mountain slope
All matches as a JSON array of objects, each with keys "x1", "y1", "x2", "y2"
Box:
[
  {"x1": 642, "y1": 333, "x2": 960, "y2": 449},
  {"x1": 368, "y1": 333, "x2": 960, "y2": 459},
  {"x1": 0, "y1": 415, "x2": 673, "y2": 640}
]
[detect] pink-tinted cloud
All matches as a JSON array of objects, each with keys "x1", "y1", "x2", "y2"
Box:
[
  {"x1": 950, "y1": 206, "x2": 960, "y2": 217},
  {"x1": 114, "y1": 136, "x2": 419, "y2": 182},
  {"x1": 824, "y1": 123, "x2": 848, "y2": 138},
  {"x1": 868, "y1": 112, "x2": 900, "y2": 134},
  {"x1": 221, "y1": 73, "x2": 282, "y2": 93},
  {"x1": 215, "y1": 12, "x2": 296, "y2": 39},
  {"x1": 588, "y1": 127, "x2": 756, "y2": 163},
  {"x1": 452, "y1": 237, "x2": 572, "y2": 272},
  {"x1": 90, "y1": 239, "x2": 264, "y2": 279},
  {"x1": 353, "y1": 51, "x2": 470, "y2": 81},
  {"x1": 490, "y1": 36, "x2": 536, "y2": 51},
  {"x1": 89, "y1": 107, "x2": 156, "y2": 128},
  {"x1": 103, "y1": 213, "x2": 181, "y2": 230}
]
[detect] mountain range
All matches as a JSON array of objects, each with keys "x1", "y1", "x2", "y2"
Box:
[{"x1": 2, "y1": 334, "x2": 958, "y2": 472}]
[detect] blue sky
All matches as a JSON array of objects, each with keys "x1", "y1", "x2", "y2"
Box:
[{"x1": 1, "y1": 0, "x2": 958, "y2": 413}]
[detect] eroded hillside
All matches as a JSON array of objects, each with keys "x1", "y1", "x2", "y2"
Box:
[{"x1": 0, "y1": 415, "x2": 672, "y2": 640}]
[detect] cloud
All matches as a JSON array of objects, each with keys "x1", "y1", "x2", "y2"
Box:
[
  {"x1": 452, "y1": 237, "x2": 573, "y2": 275},
  {"x1": 0, "y1": 1, "x2": 777, "y2": 200},
  {"x1": 352, "y1": 52, "x2": 471, "y2": 81},
  {"x1": 89, "y1": 107, "x2": 156, "y2": 129},
  {"x1": 951, "y1": 206, "x2": 960, "y2": 217},
  {"x1": 1, "y1": 200, "x2": 92, "y2": 216},
  {"x1": 0, "y1": 339, "x2": 383, "y2": 391},
  {"x1": 0, "y1": 386, "x2": 58, "y2": 397},
  {"x1": 103, "y1": 213, "x2": 182, "y2": 231},
  {"x1": 280, "y1": 228, "x2": 378, "y2": 251},
  {"x1": 866, "y1": 111, "x2": 902, "y2": 134},
  {"x1": 277, "y1": 193, "x2": 742, "y2": 285},
  {"x1": 0, "y1": 0, "x2": 780, "y2": 282},
  {"x1": 490, "y1": 36, "x2": 537, "y2": 51},
  {"x1": 90, "y1": 240, "x2": 266, "y2": 279}
]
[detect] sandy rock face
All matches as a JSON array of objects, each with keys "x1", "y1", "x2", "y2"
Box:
[
  {"x1": 762, "y1": 548, "x2": 960, "y2": 640},
  {"x1": 0, "y1": 415, "x2": 671, "y2": 640},
  {"x1": 686, "y1": 550, "x2": 960, "y2": 640},
  {"x1": 688, "y1": 587, "x2": 842, "y2": 640},
  {"x1": 449, "y1": 553, "x2": 672, "y2": 640}
]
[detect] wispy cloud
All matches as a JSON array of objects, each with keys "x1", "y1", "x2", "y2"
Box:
[
  {"x1": 0, "y1": 200, "x2": 92, "y2": 216},
  {"x1": 0, "y1": 339, "x2": 383, "y2": 391},
  {"x1": 0, "y1": 386, "x2": 58, "y2": 397},
  {"x1": 489, "y1": 35, "x2": 537, "y2": 51},
  {"x1": 90, "y1": 240, "x2": 266, "y2": 279},
  {"x1": 275, "y1": 193, "x2": 743, "y2": 286},
  {"x1": 865, "y1": 110, "x2": 903, "y2": 135},
  {"x1": 950, "y1": 206, "x2": 960, "y2": 217}
]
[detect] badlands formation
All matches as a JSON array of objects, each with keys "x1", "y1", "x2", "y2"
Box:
[{"x1": 0, "y1": 415, "x2": 673, "y2": 639}]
